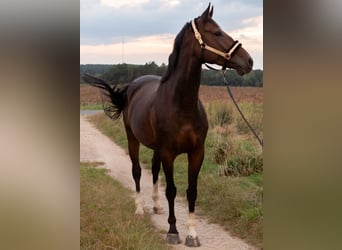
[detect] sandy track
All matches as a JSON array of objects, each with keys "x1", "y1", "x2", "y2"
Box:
[{"x1": 80, "y1": 115, "x2": 255, "y2": 250}]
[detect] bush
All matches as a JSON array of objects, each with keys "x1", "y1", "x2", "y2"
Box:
[
  {"x1": 218, "y1": 155, "x2": 263, "y2": 177},
  {"x1": 214, "y1": 143, "x2": 228, "y2": 164},
  {"x1": 235, "y1": 103, "x2": 263, "y2": 136},
  {"x1": 207, "y1": 103, "x2": 233, "y2": 128}
]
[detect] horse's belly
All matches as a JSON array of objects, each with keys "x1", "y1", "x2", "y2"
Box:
[
  {"x1": 125, "y1": 79, "x2": 159, "y2": 149},
  {"x1": 130, "y1": 118, "x2": 156, "y2": 149}
]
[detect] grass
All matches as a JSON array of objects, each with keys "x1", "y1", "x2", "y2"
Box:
[
  {"x1": 80, "y1": 161, "x2": 169, "y2": 250},
  {"x1": 235, "y1": 102, "x2": 263, "y2": 136},
  {"x1": 196, "y1": 174, "x2": 263, "y2": 243},
  {"x1": 87, "y1": 99, "x2": 263, "y2": 249},
  {"x1": 207, "y1": 102, "x2": 234, "y2": 128},
  {"x1": 80, "y1": 104, "x2": 102, "y2": 110}
]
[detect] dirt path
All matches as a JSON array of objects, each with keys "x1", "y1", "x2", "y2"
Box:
[{"x1": 80, "y1": 115, "x2": 256, "y2": 250}]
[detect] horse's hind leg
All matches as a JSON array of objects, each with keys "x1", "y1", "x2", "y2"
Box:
[
  {"x1": 125, "y1": 127, "x2": 144, "y2": 215},
  {"x1": 185, "y1": 147, "x2": 204, "y2": 247},
  {"x1": 152, "y1": 151, "x2": 164, "y2": 214}
]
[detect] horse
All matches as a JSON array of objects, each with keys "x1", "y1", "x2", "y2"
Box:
[{"x1": 82, "y1": 4, "x2": 253, "y2": 247}]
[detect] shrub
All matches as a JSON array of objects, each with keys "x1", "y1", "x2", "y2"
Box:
[
  {"x1": 235, "y1": 103, "x2": 263, "y2": 136},
  {"x1": 218, "y1": 155, "x2": 263, "y2": 177},
  {"x1": 207, "y1": 103, "x2": 234, "y2": 128},
  {"x1": 211, "y1": 133, "x2": 237, "y2": 165}
]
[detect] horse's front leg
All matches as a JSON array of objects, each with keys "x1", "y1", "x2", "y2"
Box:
[
  {"x1": 161, "y1": 151, "x2": 181, "y2": 244},
  {"x1": 185, "y1": 147, "x2": 204, "y2": 247}
]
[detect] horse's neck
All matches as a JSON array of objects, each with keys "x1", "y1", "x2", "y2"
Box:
[{"x1": 165, "y1": 48, "x2": 202, "y2": 111}]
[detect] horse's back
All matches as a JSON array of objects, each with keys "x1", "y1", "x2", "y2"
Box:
[{"x1": 127, "y1": 75, "x2": 160, "y2": 100}]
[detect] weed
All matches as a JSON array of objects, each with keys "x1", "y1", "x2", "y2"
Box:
[
  {"x1": 218, "y1": 155, "x2": 263, "y2": 177},
  {"x1": 240, "y1": 206, "x2": 263, "y2": 221},
  {"x1": 235, "y1": 102, "x2": 263, "y2": 136},
  {"x1": 196, "y1": 174, "x2": 262, "y2": 248},
  {"x1": 207, "y1": 102, "x2": 234, "y2": 128}
]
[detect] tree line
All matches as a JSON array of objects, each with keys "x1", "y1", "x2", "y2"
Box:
[{"x1": 80, "y1": 62, "x2": 262, "y2": 87}]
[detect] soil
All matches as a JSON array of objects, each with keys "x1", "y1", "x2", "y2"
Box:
[{"x1": 80, "y1": 114, "x2": 256, "y2": 250}]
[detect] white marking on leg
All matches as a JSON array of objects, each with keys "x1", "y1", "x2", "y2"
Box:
[
  {"x1": 152, "y1": 181, "x2": 163, "y2": 213},
  {"x1": 135, "y1": 192, "x2": 144, "y2": 215},
  {"x1": 187, "y1": 212, "x2": 197, "y2": 238}
]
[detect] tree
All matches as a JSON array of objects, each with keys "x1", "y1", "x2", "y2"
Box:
[{"x1": 81, "y1": 63, "x2": 262, "y2": 87}]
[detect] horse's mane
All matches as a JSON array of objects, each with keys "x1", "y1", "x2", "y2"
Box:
[{"x1": 161, "y1": 22, "x2": 190, "y2": 83}]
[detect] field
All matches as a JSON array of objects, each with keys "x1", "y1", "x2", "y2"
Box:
[
  {"x1": 80, "y1": 84, "x2": 263, "y2": 107},
  {"x1": 80, "y1": 84, "x2": 263, "y2": 248}
]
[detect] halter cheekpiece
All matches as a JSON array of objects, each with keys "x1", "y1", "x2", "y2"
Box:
[{"x1": 191, "y1": 19, "x2": 241, "y2": 61}]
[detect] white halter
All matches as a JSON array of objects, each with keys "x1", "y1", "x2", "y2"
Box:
[{"x1": 191, "y1": 19, "x2": 241, "y2": 61}]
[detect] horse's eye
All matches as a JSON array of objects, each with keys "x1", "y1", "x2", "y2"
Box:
[{"x1": 214, "y1": 31, "x2": 222, "y2": 36}]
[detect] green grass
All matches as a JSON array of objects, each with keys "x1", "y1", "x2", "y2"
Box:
[
  {"x1": 196, "y1": 174, "x2": 262, "y2": 245},
  {"x1": 87, "y1": 102, "x2": 263, "y2": 248},
  {"x1": 80, "y1": 162, "x2": 169, "y2": 250},
  {"x1": 80, "y1": 104, "x2": 103, "y2": 110}
]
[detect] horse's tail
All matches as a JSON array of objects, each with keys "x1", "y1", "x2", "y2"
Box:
[{"x1": 82, "y1": 74, "x2": 129, "y2": 120}]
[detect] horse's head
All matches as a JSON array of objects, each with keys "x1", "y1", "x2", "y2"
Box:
[{"x1": 192, "y1": 4, "x2": 253, "y2": 75}]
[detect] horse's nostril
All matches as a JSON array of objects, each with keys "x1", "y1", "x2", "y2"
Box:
[{"x1": 249, "y1": 58, "x2": 253, "y2": 68}]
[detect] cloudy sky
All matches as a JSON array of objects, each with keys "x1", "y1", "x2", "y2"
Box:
[{"x1": 80, "y1": 0, "x2": 263, "y2": 69}]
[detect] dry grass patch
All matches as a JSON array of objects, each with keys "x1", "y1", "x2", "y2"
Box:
[{"x1": 80, "y1": 162, "x2": 169, "y2": 250}]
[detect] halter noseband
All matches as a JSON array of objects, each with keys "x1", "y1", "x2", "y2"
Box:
[{"x1": 191, "y1": 19, "x2": 241, "y2": 61}]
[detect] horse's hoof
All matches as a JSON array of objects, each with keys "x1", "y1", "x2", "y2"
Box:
[
  {"x1": 166, "y1": 233, "x2": 182, "y2": 244},
  {"x1": 185, "y1": 235, "x2": 201, "y2": 247},
  {"x1": 153, "y1": 206, "x2": 164, "y2": 214}
]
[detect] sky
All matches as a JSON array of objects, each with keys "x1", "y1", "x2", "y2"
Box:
[{"x1": 80, "y1": 0, "x2": 263, "y2": 69}]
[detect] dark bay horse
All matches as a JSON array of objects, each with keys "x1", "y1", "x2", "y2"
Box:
[{"x1": 83, "y1": 4, "x2": 253, "y2": 247}]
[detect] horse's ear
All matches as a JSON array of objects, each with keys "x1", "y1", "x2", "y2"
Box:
[
  {"x1": 200, "y1": 3, "x2": 213, "y2": 22},
  {"x1": 209, "y1": 5, "x2": 214, "y2": 18}
]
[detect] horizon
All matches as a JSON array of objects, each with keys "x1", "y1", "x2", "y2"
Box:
[{"x1": 80, "y1": 62, "x2": 263, "y2": 71}]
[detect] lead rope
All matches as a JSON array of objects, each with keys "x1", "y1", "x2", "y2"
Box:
[
  {"x1": 205, "y1": 64, "x2": 263, "y2": 147},
  {"x1": 221, "y1": 69, "x2": 263, "y2": 147}
]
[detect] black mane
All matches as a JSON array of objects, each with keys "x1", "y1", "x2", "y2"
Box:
[{"x1": 161, "y1": 22, "x2": 190, "y2": 83}]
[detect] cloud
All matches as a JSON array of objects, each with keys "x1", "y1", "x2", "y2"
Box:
[
  {"x1": 81, "y1": 0, "x2": 262, "y2": 44},
  {"x1": 100, "y1": 0, "x2": 150, "y2": 8},
  {"x1": 160, "y1": 0, "x2": 181, "y2": 8},
  {"x1": 229, "y1": 16, "x2": 263, "y2": 49},
  {"x1": 99, "y1": 0, "x2": 181, "y2": 9},
  {"x1": 228, "y1": 16, "x2": 263, "y2": 69},
  {"x1": 80, "y1": 0, "x2": 184, "y2": 45},
  {"x1": 80, "y1": 0, "x2": 263, "y2": 68},
  {"x1": 80, "y1": 34, "x2": 174, "y2": 65}
]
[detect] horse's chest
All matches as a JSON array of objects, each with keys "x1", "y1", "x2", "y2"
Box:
[{"x1": 174, "y1": 124, "x2": 202, "y2": 151}]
